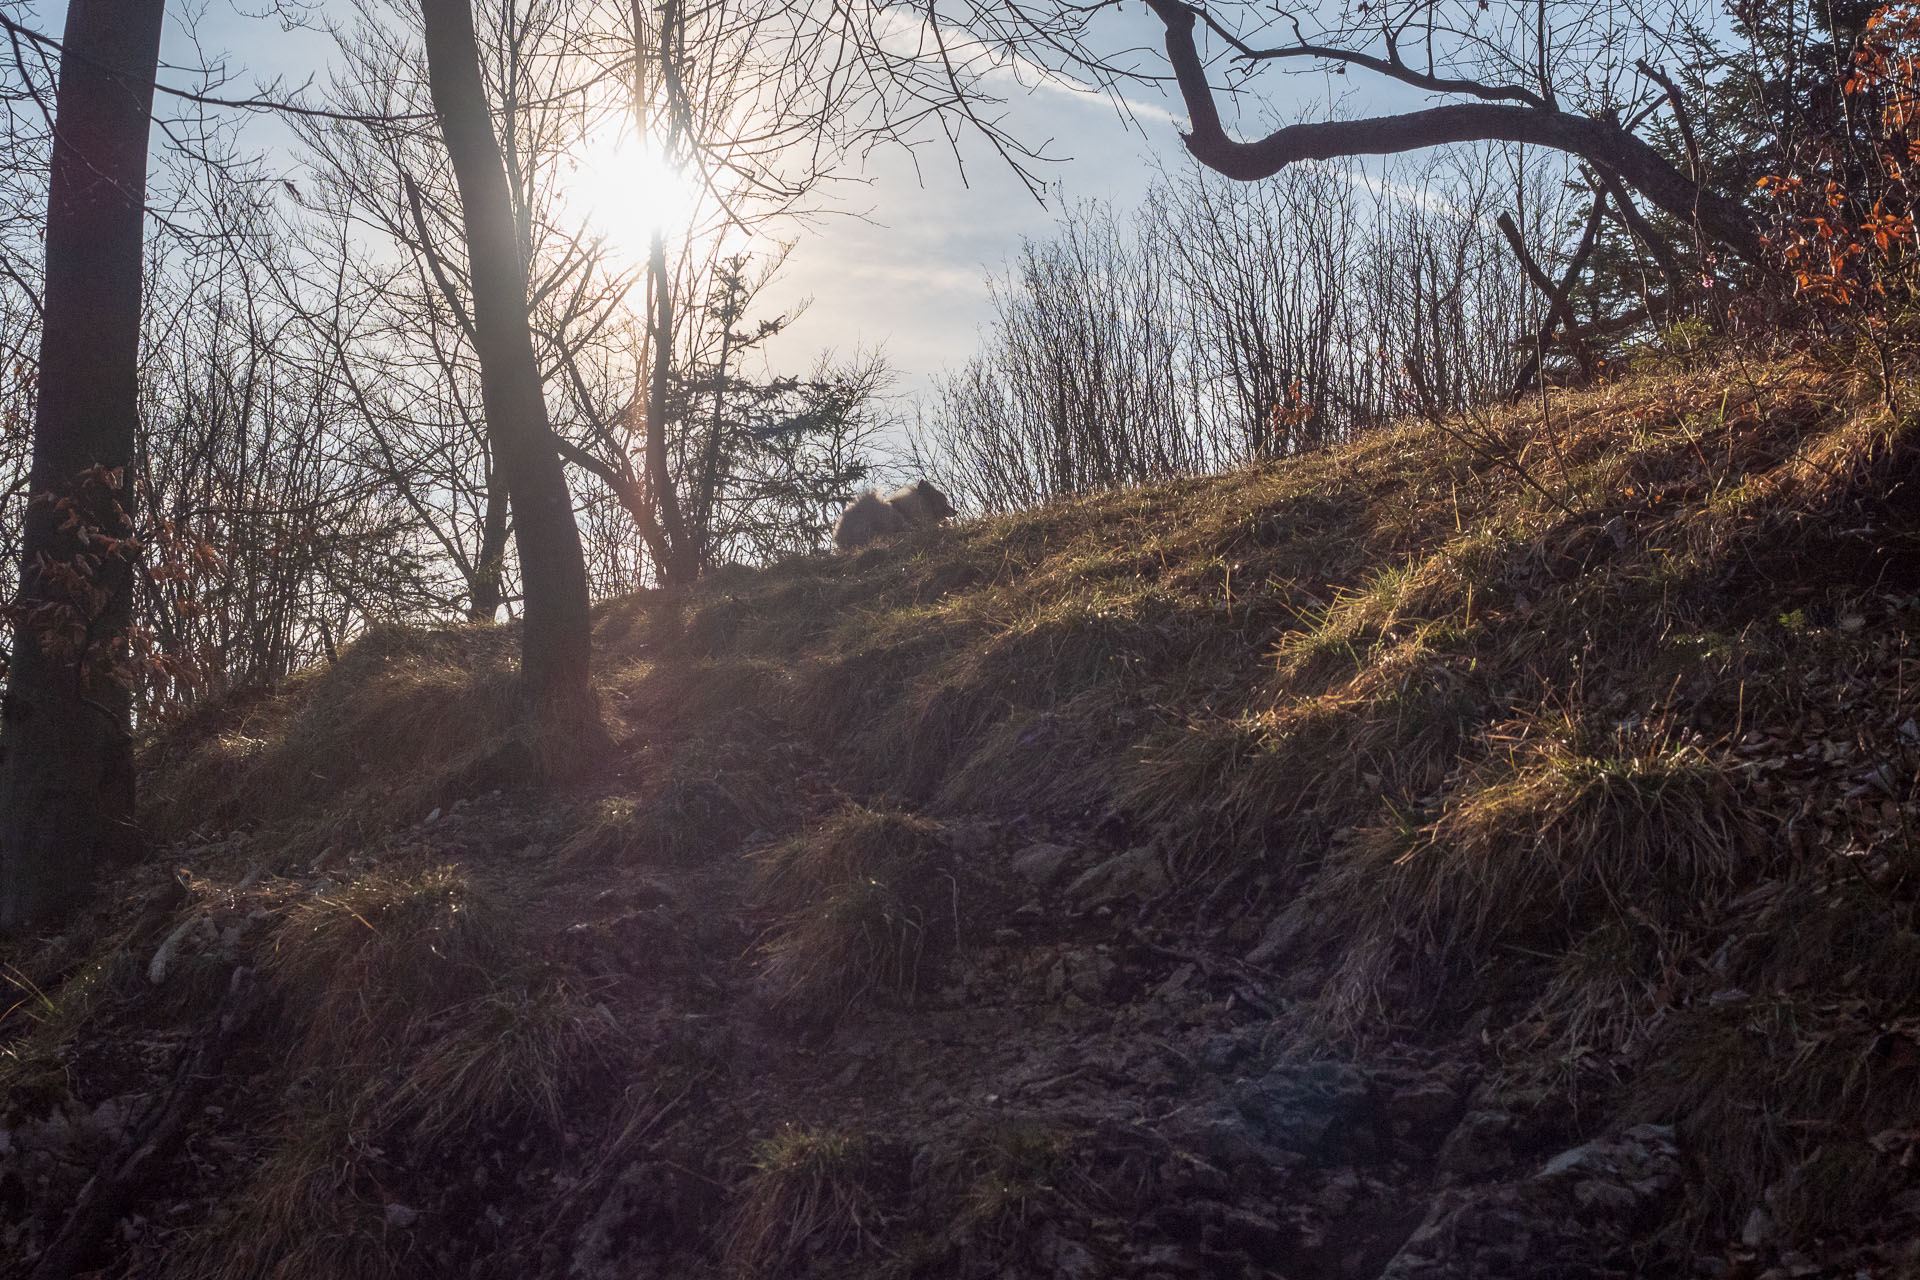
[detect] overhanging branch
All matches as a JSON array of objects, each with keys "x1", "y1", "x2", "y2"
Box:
[
  {"x1": 1142, "y1": 0, "x2": 1766, "y2": 267},
  {"x1": 1193, "y1": 8, "x2": 1546, "y2": 108}
]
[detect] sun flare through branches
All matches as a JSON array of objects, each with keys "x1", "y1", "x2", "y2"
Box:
[{"x1": 563, "y1": 126, "x2": 704, "y2": 264}]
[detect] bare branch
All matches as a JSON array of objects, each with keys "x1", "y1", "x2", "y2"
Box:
[{"x1": 1140, "y1": 0, "x2": 1765, "y2": 266}]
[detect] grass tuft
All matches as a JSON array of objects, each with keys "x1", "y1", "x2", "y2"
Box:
[
  {"x1": 752, "y1": 806, "x2": 949, "y2": 1019},
  {"x1": 723, "y1": 1126, "x2": 891, "y2": 1277},
  {"x1": 1637, "y1": 997, "x2": 1920, "y2": 1240},
  {"x1": 1305, "y1": 720, "x2": 1757, "y2": 1033},
  {"x1": 141, "y1": 624, "x2": 525, "y2": 846},
  {"x1": 379, "y1": 976, "x2": 628, "y2": 1144},
  {"x1": 185, "y1": 1113, "x2": 410, "y2": 1280},
  {"x1": 1398, "y1": 724, "x2": 1755, "y2": 950}
]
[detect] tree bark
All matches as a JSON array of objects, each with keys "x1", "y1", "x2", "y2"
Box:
[
  {"x1": 419, "y1": 0, "x2": 598, "y2": 736},
  {"x1": 0, "y1": 0, "x2": 166, "y2": 932},
  {"x1": 470, "y1": 469, "x2": 509, "y2": 621},
  {"x1": 1142, "y1": 0, "x2": 1767, "y2": 268},
  {"x1": 1497, "y1": 198, "x2": 1606, "y2": 396},
  {"x1": 1589, "y1": 163, "x2": 1688, "y2": 307},
  {"x1": 643, "y1": 232, "x2": 697, "y2": 584}
]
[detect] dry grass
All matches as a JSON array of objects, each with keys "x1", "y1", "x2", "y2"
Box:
[
  {"x1": 1306, "y1": 720, "x2": 1756, "y2": 1033},
  {"x1": 141, "y1": 625, "x2": 527, "y2": 848},
  {"x1": 254, "y1": 862, "x2": 628, "y2": 1149},
  {"x1": 1520, "y1": 914, "x2": 1675, "y2": 1067},
  {"x1": 162, "y1": 862, "x2": 633, "y2": 1276},
  {"x1": 0, "y1": 952, "x2": 127, "y2": 1114},
  {"x1": 185, "y1": 1114, "x2": 410, "y2": 1280},
  {"x1": 40, "y1": 342, "x2": 1916, "y2": 1275},
  {"x1": 559, "y1": 759, "x2": 770, "y2": 869},
  {"x1": 941, "y1": 1120, "x2": 1084, "y2": 1254},
  {"x1": 752, "y1": 806, "x2": 950, "y2": 1018},
  {"x1": 722, "y1": 1125, "x2": 892, "y2": 1278},
  {"x1": 377, "y1": 976, "x2": 627, "y2": 1144},
  {"x1": 1636, "y1": 996, "x2": 1920, "y2": 1241},
  {"x1": 264, "y1": 865, "x2": 514, "y2": 1078},
  {"x1": 1127, "y1": 642, "x2": 1478, "y2": 875},
  {"x1": 1395, "y1": 722, "x2": 1754, "y2": 954}
]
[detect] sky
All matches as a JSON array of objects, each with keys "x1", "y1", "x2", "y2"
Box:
[
  {"x1": 20, "y1": 0, "x2": 1221, "y2": 400},
  {"x1": 13, "y1": 0, "x2": 1361, "y2": 417},
  {"x1": 756, "y1": 100, "x2": 1183, "y2": 391},
  {"x1": 19, "y1": 0, "x2": 1613, "y2": 412}
]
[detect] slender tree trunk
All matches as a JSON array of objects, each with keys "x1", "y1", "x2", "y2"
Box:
[
  {"x1": 419, "y1": 0, "x2": 599, "y2": 744},
  {"x1": 693, "y1": 320, "x2": 735, "y2": 567},
  {"x1": 644, "y1": 233, "x2": 697, "y2": 584},
  {"x1": 0, "y1": 0, "x2": 166, "y2": 932},
  {"x1": 628, "y1": 0, "x2": 697, "y2": 587},
  {"x1": 470, "y1": 468, "x2": 509, "y2": 621},
  {"x1": 1498, "y1": 198, "x2": 1607, "y2": 397}
]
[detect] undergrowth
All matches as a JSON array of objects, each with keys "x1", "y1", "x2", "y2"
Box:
[{"x1": 6, "y1": 343, "x2": 1915, "y2": 1274}]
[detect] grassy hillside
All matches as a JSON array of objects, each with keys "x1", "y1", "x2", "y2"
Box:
[{"x1": 6, "y1": 348, "x2": 1920, "y2": 1278}]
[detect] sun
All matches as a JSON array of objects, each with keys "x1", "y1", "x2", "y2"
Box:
[{"x1": 563, "y1": 126, "x2": 703, "y2": 263}]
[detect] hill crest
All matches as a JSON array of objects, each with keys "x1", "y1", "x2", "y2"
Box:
[{"x1": 7, "y1": 349, "x2": 1920, "y2": 1277}]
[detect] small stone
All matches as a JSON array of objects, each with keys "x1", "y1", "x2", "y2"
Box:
[
  {"x1": 1065, "y1": 845, "x2": 1170, "y2": 905},
  {"x1": 1214, "y1": 1206, "x2": 1290, "y2": 1252},
  {"x1": 384, "y1": 1203, "x2": 418, "y2": 1228},
  {"x1": 1246, "y1": 900, "x2": 1315, "y2": 966},
  {"x1": 1740, "y1": 1205, "x2": 1777, "y2": 1247},
  {"x1": 1133, "y1": 1243, "x2": 1203, "y2": 1274},
  {"x1": 1316, "y1": 1167, "x2": 1362, "y2": 1216},
  {"x1": 1045, "y1": 948, "x2": 1117, "y2": 1002},
  {"x1": 1011, "y1": 842, "x2": 1077, "y2": 890},
  {"x1": 1574, "y1": 1178, "x2": 1640, "y2": 1215},
  {"x1": 1153, "y1": 963, "x2": 1196, "y2": 1001},
  {"x1": 1539, "y1": 1141, "x2": 1606, "y2": 1179}
]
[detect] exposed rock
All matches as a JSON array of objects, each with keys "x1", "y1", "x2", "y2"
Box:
[
  {"x1": 148, "y1": 913, "x2": 213, "y2": 985},
  {"x1": 1742, "y1": 1204, "x2": 1780, "y2": 1248},
  {"x1": 1535, "y1": 1123, "x2": 1677, "y2": 1183},
  {"x1": 1035, "y1": 1222, "x2": 1100, "y2": 1279},
  {"x1": 1199, "y1": 1025, "x2": 1265, "y2": 1072},
  {"x1": 1246, "y1": 898, "x2": 1318, "y2": 966},
  {"x1": 1012, "y1": 841, "x2": 1079, "y2": 890},
  {"x1": 1379, "y1": 1124, "x2": 1683, "y2": 1278},
  {"x1": 1162, "y1": 1108, "x2": 1304, "y2": 1177},
  {"x1": 1314, "y1": 1167, "x2": 1363, "y2": 1217},
  {"x1": 1044, "y1": 947, "x2": 1118, "y2": 1002},
  {"x1": 1381, "y1": 1075, "x2": 1464, "y2": 1151},
  {"x1": 1233, "y1": 1060, "x2": 1376, "y2": 1160},
  {"x1": 1064, "y1": 845, "x2": 1170, "y2": 905},
  {"x1": 1434, "y1": 1109, "x2": 1521, "y2": 1182}
]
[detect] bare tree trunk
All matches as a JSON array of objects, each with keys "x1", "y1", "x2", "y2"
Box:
[
  {"x1": 0, "y1": 0, "x2": 166, "y2": 932},
  {"x1": 644, "y1": 232, "x2": 697, "y2": 584},
  {"x1": 471, "y1": 469, "x2": 509, "y2": 620},
  {"x1": 693, "y1": 318, "x2": 736, "y2": 567},
  {"x1": 1497, "y1": 197, "x2": 1606, "y2": 396},
  {"x1": 419, "y1": 0, "x2": 599, "y2": 746}
]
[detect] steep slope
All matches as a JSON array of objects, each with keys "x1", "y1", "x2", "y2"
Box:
[{"x1": 6, "y1": 350, "x2": 1920, "y2": 1278}]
